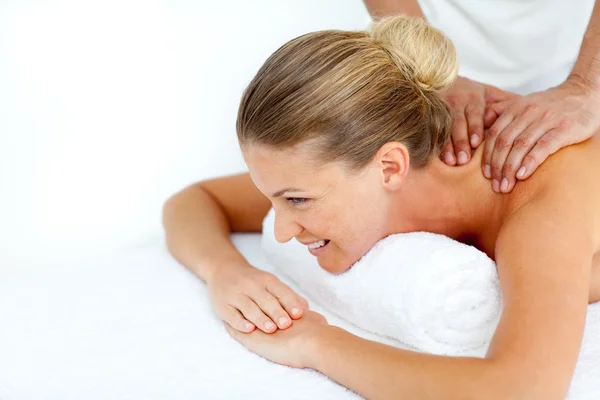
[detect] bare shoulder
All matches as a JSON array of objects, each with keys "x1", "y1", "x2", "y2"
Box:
[
  {"x1": 200, "y1": 172, "x2": 272, "y2": 233},
  {"x1": 485, "y1": 187, "x2": 594, "y2": 398},
  {"x1": 510, "y1": 137, "x2": 600, "y2": 251}
]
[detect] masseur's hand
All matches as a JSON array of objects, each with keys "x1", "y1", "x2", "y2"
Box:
[
  {"x1": 207, "y1": 262, "x2": 309, "y2": 334},
  {"x1": 483, "y1": 77, "x2": 600, "y2": 193},
  {"x1": 440, "y1": 76, "x2": 519, "y2": 166},
  {"x1": 225, "y1": 309, "x2": 330, "y2": 369}
]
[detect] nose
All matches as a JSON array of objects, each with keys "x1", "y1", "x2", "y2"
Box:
[{"x1": 273, "y1": 209, "x2": 303, "y2": 243}]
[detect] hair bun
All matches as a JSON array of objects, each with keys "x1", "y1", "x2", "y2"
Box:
[{"x1": 369, "y1": 15, "x2": 458, "y2": 92}]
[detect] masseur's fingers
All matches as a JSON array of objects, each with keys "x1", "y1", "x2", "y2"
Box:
[
  {"x1": 517, "y1": 127, "x2": 566, "y2": 180},
  {"x1": 482, "y1": 104, "x2": 515, "y2": 179},
  {"x1": 266, "y1": 279, "x2": 309, "y2": 321},
  {"x1": 489, "y1": 117, "x2": 536, "y2": 192},
  {"x1": 483, "y1": 86, "x2": 520, "y2": 127},
  {"x1": 500, "y1": 120, "x2": 550, "y2": 193},
  {"x1": 465, "y1": 103, "x2": 484, "y2": 148},
  {"x1": 231, "y1": 295, "x2": 279, "y2": 333},
  {"x1": 440, "y1": 140, "x2": 457, "y2": 166},
  {"x1": 248, "y1": 288, "x2": 294, "y2": 330},
  {"x1": 484, "y1": 101, "x2": 506, "y2": 128},
  {"x1": 449, "y1": 108, "x2": 472, "y2": 165}
]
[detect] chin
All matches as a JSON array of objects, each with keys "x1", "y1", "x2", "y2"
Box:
[{"x1": 317, "y1": 257, "x2": 354, "y2": 275}]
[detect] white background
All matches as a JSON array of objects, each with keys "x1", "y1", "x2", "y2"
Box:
[{"x1": 0, "y1": 0, "x2": 371, "y2": 275}]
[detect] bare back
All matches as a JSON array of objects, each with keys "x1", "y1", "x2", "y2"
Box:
[{"x1": 497, "y1": 136, "x2": 600, "y2": 303}]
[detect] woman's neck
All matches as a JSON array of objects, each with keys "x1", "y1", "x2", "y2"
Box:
[{"x1": 389, "y1": 145, "x2": 509, "y2": 257}]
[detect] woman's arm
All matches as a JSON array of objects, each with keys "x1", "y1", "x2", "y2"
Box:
[
  {"x1": 301, "y1": 194, "x2": 593, "y2": 400},
  {"x1": 221, "y1": 189, "x2": 594, "y2": 398},
  {"x1": 163, "y1": 173, "x2": 309, "y2": 334},
  {"x1": 162, "y1": 172, "x2": 271, "y2": 283}
]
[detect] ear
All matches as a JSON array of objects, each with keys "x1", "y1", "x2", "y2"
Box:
[{"x1": 374, "y1": 142, "x2": 410, "y2": 190}]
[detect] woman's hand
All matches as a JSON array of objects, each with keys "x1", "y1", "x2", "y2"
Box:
[
  {"x1": 207, "y1": 262, "x2": 309, "y2": 334},
  {"x1": 225, "y1": 309, "x2": 330, "y2": 369},
  {"x1": 440, "y1": 76, "x2": 519, "y2": 166},
  {"x1": 482, "y1": 77, "x2": 600, "y2": 193}
]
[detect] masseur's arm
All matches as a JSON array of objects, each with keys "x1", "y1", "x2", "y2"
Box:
[
  {"x1": 484, "y1": 0, "x2": 600, "y2": 194},
  {"x1": 363, "y1": 0, "x2": 518, "y2": 169},
  {"x1": 162, "y1": 173, "x2": 307, "y2": 333},
  {"x1": 305, "y1": 195, "x2": 592, "y2": 399},
  {"x1": 363, "y1": 0, "x2": 424, "y2": 18}
]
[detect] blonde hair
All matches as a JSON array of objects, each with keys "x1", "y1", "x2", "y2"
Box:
[{"x1": 236, "y1": 15, "x2": 458, "y2": 173}]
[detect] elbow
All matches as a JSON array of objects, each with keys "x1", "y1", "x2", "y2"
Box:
[
  {"x1": 161, "y1": 183, "x2": 204, "y2": 226},
  {"x1": 162, "y1": 183, "x2": 193, "y2": 211},
  {"x1": 161, "y1": 185, "x2": 192, "y2": 240}
]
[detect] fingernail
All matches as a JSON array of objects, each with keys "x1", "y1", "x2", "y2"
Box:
[
  {"x1": 492, "y1": 179, "x2": 500, "y2": 192},
  {"x1": 245, "y1": 323, "x2": 254, "y2": 331},
  {"x1": 457, "y1": 151, "x2": 468, "y2": 165},
  {"x1": 278, "y1": 317, "x2": 289, "y2": 327},
  {"x1": 483, "y1": 165, "x2": 491, "y2": 179},
  {"x1": 264, "y1": 321, "x2": 276, "y2": 330},
  {"x1": 444, "y1": 152, "x2": 454, "y2": 164},
  {"x1": 501, "y1": 178, "x2": 509, "y2": 193},
  {"x1": 470, "y1": 134, "x2": 479, "y2": 147},
  {"x1": 517, "y1": 166, "x2": 526, "y2": 179},
  {"x1": 291, "y1": 307, "x2": 301, "y2": 316}
]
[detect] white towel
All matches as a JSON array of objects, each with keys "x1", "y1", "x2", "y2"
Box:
[
  {"x1": 0, "y1": 237, "x2": 597, "y2": 399},
  {"x1": 261, "y1": 208, "x2": 503, "y2": 356}
]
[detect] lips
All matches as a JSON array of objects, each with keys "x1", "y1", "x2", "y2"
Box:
[{"x1": 307, "y1": 240, "x2": 331, "y2": 256}]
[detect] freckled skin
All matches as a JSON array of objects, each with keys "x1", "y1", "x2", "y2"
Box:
[{"x1": 244, "y1": 144, "x2": 397, "y2": 274}]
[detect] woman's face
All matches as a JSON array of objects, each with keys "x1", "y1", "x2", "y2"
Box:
[{"x1": 244, "y1": 143, "x2": 392, "y2": 274}]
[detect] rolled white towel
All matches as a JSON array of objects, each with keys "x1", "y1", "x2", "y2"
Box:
[{"x1": 261, "y1": 208, "x2": 503, "y2": 356}]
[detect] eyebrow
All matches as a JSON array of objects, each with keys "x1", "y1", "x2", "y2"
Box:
[{"x1": 272, "y1": 187, "x2": 305, "y2": 198}]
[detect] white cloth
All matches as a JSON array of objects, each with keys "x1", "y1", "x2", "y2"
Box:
[
  {"x1": 261, "y1": 209, "x2": 503, "y2": 357},
  {"x1": 0, "y1": 235, "x2": 598, "y2": 399},
  {"x1": 418, "y1": 0, "x2": 596, "y2": 94}
]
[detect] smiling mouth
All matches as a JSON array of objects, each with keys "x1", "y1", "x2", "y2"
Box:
[{"x1": 307, "y1": 239, "x2": 330, "y2": 255}]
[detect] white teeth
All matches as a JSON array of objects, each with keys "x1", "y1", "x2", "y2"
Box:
[{"x1": 307, "y1": 240, "x2": 327, "y2": 250}]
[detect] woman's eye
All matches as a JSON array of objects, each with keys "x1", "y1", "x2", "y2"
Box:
[{"x1": 287, "y1": 197, "x2": 308, "y2": 206}]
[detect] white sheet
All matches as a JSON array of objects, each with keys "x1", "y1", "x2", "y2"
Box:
[{"x1": 0, "y1": 234, "x2": 598, "y2": 399}]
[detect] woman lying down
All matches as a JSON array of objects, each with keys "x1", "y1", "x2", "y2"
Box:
[{"x1": 162, "y1": 15, "x2": 600, "y2": 400}]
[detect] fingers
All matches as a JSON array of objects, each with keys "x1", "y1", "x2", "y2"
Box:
[
  {"x1": 443, "y1": 102, "x2": 486, "y2": 166},
  {"x1": 483, "y1": 85, "x2": 519, "y2": 128},
  {"x1": 482, "y1": 106, "x2": 516, "y2": 179},
  {"x1": 215, "y1": 269, "x2": 310, "y2": 335},
  {"x1": 230, "y1": 295, "x2": 281, "y2": 333},
  {"x1": 250, "y1": 288, "x2": 295, "y2": 330},
  {"x1": 224, "y1": 323, "x2": 239, "y2": 339},
  {"x1": 465, "y1": 104, "x2": 484, "y2": 148},
  {"x1": 499, "y1": 120, "x2": 550, "y2": 192},
  {"x1": 490, "y1": 120, "x2": 536, "y2": 190},
  {"x1": 484, "y1": 102, "x2": 504, "y2": 128},
  {"x1": 266, "y1": 279, "x2": 308, "y2": 320},
  {"x1": 297, "y1": 294, "x2": 309, "y2": 310},
  {"x1": 441, "y1": 140, "x2": 457, "y2": 166},
  {"x1": 483, "y1": 102, "x2": 569, "y2": 193},
  {"x1": 517, "y1": 128, "x2": 564, "y2": 180},
  {"x1": 450, "y1": 109, "x2": 472, "y2": 165},
  {"x1": 222, "y1": 304, "x2": 256, "y2": 333}
]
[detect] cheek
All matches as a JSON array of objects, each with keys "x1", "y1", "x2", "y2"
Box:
[{"x1": 324, "y1": 214, "x2": 386, "y2": 273}]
